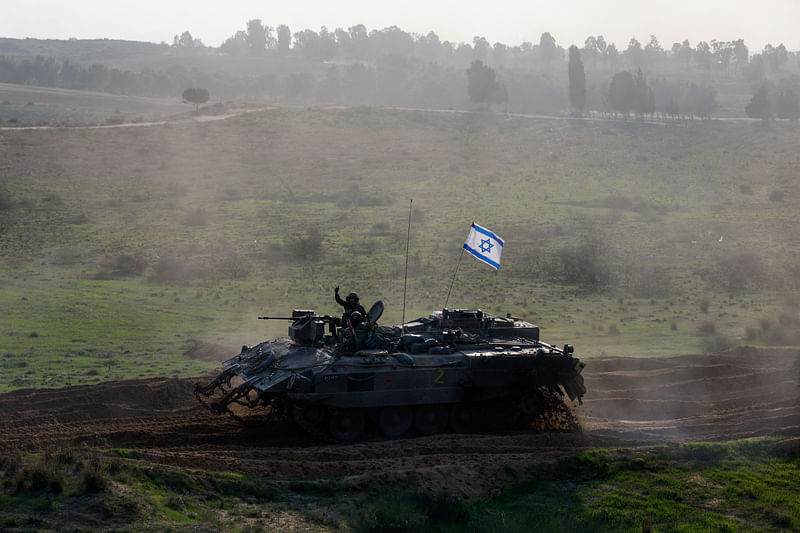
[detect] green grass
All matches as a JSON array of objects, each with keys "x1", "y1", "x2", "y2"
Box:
[
  {"x1": 1, "y1": 439, "x2": 797, "y2": 532},
  {"x1": 1, "y1": 108, "x2": 799, "y2": 391},
  {"x1": 435, "y1": 440, "x2": 800, "y2": 533}
]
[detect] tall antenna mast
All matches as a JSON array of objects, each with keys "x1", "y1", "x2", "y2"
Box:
[
  {"x1": 444, "y1": 248, "x2": 465, "y2": 311},
  {"x1": 401, "y1": 199, "x2": 413, "y2": 334}
]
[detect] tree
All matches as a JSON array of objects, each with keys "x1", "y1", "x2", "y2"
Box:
[
  {"x1": 644, "y1": 35, "x2": 664, "y2": 68},
  {"x1": 492, "y1": 42, "x2": 508, "y2": 67},
  {"x1": 182, "y1": 87, "x2": 209, "y2": 111},
  {"x1": 711, "y1": 40, "x2": 733, "y2": 76},
  {"x1": 568, "y1": 45, "x2": 586, "y2": 112},
  {"x1": 733, "y1": 39, "x2": 749, "y2": 75},
  {"x1": 776, "y1": 88, "x2": 799, "y2": 123},
  {"x1": 674, "y1": 40, "x2": 692, "y2": 70},
  {"x1": 633, "y1": 68, "x2": 650, "y2": 115},
  {"x1": 220, "y1": 30, "x2": 248, "y2": 55},
  {"x1": 466, "y1": 60, "x2": 501, "y2": 108},
  {"x1": 694, "y1": 41, "x2": 712, "y2": 74},
  {"x1": 473, "y1": 36, "x2": 490, "y2": 63},
  {"x1": 606, "y1": 43, "x2": 619, "y2": 70},
  {"x1": 665, "y1": 99, "x2": 680, "y2": 121},
  {"x1": 276, "y1": 24, "x2": 291, "y2": 53},
  {"x1": 686, "y1": 83, "x2": 718, "y2": 119},
  {"x1": 246, "y1": 19, "x2": 267, "y2": 54},
  {"x1": 173, "y1": 31, "x2": 196, "y2": 48},
  {"x1": 608, "y1": 70, "x2": 637, "y2": 117},
  {"x1": 745, "y1": 83, "x2": 773, "y2": 124},
  {"x1": 626, "y1": 37, "x2": 644, "y2": 69},
  {"x1": 538, "y1": 32, "x2": 561, "y2": 65}
]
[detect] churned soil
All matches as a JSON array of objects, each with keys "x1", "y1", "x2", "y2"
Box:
[{"x1": 2, "y1": 347, "x2": 798, "y2": 499}]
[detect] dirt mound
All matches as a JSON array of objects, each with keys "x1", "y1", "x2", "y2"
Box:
[{"x1": 2, "y1": 348, "x2": 798, "y2": 500}]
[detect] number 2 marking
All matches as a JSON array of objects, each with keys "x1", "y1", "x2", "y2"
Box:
[{"x1": 434, "y1": 369, "x2": 445, "y2": 385}]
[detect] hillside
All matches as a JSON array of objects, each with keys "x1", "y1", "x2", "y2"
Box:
[
  {"x1": 1, "y1": 102, "x2": 799, "y2": 532},
  {"x1": 1, "y1": 106, "x2": 799, "y2": 390}
]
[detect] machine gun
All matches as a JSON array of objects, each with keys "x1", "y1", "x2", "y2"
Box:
[{"x1": 259, "y1": 310, "x2": 339, "y2": 344}]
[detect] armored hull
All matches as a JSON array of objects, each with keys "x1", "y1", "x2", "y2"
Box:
[{"x1": 196, "y1": 306, "x2": 586, "y2": 442}]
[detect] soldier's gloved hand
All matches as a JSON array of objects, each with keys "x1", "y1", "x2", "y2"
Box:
[{"x1": 335, "y1": 285, "x2": 340, "y2": 293}]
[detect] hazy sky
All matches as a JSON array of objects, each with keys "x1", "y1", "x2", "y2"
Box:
[{"x1": 2, "y1": 0, "x2": 797, "y2": 53}]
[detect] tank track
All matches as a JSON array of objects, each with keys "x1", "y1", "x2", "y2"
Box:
[{"x1": 281, "y1": 386, "x2": 579, "y2": 443}]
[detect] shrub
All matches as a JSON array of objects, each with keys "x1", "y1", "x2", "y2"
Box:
[
  {"x1": 739, "y1": 183, "x2": 753, "y2": 195},
  {"x1": 425, "y1": 491, "x2": 469, "y2": 524},
  {"x1": 184, "y1": 208, "x2": 209, "y2": 226},
  {"x1": 0, "y1": 452, "x2": 22, "y2": 479},
  {"x1": 96, "y1": 253, "x2": 148, "y2": 278},
  {"x1": 703, "y1": 334, "x2": 735, "y2": 353},
  {"x1": 557, "y1": 236, "x2": 608, "y2": 291},
  {"x1": 0, "y1": 187, "x2": 12, "y2": 210},
  {"x1": 711, "y1": 253, "x2": 764, "y2": 291},
  {"x1": 149, "y1": 255, "x2": 185, "y2": 282},
  {"x1": 769, "y1": 190, "x2": 785, "y2": 202},
  {"x1": 14, "y1": 460, "x2": 64, "y2": 494},
  {"x1": 80, "y1": 455, "x2": 108, "y2": 492},
  {"x1": 52, "y1": 246, "x2": 86, "y2": 266},
  {"x1": 698, "y1": 321, "x2": 716, "y2": 335},
  {"x1": 624, "y1": 265, "x2": 672, "y2": 298},
  {"x1": 288, "y1": 229, "x2": 323, "y2": 262},
  {"x1": 350, "y1": 494, "x2": 428, "y2": 533}
]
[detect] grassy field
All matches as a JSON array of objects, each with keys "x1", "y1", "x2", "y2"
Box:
[
  {"x1": 1, "y1": 106, "x2": 799, "y2": 391},
  {"x1": 1, "y1": 439, "x2": 797, "y2": 531},
  {"x1": 0, "y1": 82, "x2": 191, "y2": 126}
]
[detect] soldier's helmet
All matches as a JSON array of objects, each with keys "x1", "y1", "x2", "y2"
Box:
[
  {"x1": 349, "y1": 311, "x2": 363, "y2": 325},
  {"x1": 347, "y1": 292, "x2": 359, "y2": 303}
]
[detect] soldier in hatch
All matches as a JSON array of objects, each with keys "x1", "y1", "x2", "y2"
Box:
[
  {"x1": 341, "y1": 311, "x2": 388, "y2": 352},
  {"x1": 334, "y1": 286, "x2": 367, "y2": 326}
]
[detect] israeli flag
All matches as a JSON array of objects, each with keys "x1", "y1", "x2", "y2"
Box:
[{"x1": 464, "y1": 222, "x2": 503, "y2": 269}]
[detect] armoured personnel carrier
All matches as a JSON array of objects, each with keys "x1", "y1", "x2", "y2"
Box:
[{"x1": 195, "y1": 302, "x2": 586, "y2": 442}]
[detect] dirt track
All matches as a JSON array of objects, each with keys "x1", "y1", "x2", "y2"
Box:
[{"x1": 2, "y1": 347, "x2": 798, "y2": 499}]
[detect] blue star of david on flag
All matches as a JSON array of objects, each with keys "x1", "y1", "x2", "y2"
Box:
[{"x1": 464, "y1": 222, "x2": 503, "y2": 269}]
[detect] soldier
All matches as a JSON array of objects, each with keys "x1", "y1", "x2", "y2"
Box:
[
  {"x1": 334, "y1": 286, "x2": 367, "y2": 326},
  {"x1": 342, "y1": 311, "x2": 387, "y2": 352}
]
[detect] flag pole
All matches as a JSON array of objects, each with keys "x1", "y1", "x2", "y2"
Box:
[
  {"x1": 444, "y1": 248, "x2": 464, "y2": 311},
  {"x1": 401, "y1": 199, "x2": 412, "y2": 334},
  {"x1": 444, "y1": 222, "x2": 471, "y2": 310}
]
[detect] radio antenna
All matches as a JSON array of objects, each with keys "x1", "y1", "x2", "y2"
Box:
[{"x1": 401, "y1": 199, "x2": 412, "y2": 334}]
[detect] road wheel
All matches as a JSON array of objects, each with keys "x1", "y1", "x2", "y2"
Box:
[
  {"x1": 327, "y1": 409, "x2": 365, "y2": 443},
  {"x1": 414, "y1": 404, "x2": 449, "y2": 435},
  {"x1": 449, "y1": 404, "x2": 475, "y2": 433},
  {"x1": 378, "y1": 406, "x2": 413, "y2": 438}
]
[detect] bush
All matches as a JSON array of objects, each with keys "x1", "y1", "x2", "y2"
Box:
[
  {"x1": 149, "y1": 255, "x2": 185, "y2": 282},
  {"x1": 93, "y1": 253, "x2": 148, "y2": 279},
  {"x1": 350, "y1": 494, "x2": 428, "y2": 533},
  {"x1": 52, "y1": 246, "x2": 86, "y2": 266},
  {"x1": 769, "y1": 190, "x2": 785, "y2": 202},
  {"x1": 0, "y1": 187, "x2": 12, "y2": 210},
  {"x1": 711, "y1": 253, "x2": 764, "y2": 291},
  {"x1": 184, "y1": 208, "x2": 209, "y2": 226},
  {"x1": 623, "y1": 265, "x2": 672, "y2": 298},
  {"x1": 698, "y1": 321, "x2": 716, "y2": 335},
  {"x1": 80, "y1": 458, "x2": 108, "y2": 492},
  {"x1": 215, "y1": 252, "x2": 251, "y2": 280},
  {"x1": 14, "y1": 460, "x2": 64, "y2": 494},
  {"x1": 557, "y1": 236, "x2": 608, "y2": 291},
  {"x1": 703, "y1": 334, "x2": 735, "y2": 353},
  {"x1": 288, "y1": 229, "x2": 323, "y2": 261}
]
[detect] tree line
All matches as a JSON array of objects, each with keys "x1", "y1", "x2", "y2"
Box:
[
  {"x1": 203, "y1": 21, "x2": 797, "y2": 83},
  {"x1": 1, "y1": 21, "x2": 798, "y2": 121}
]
